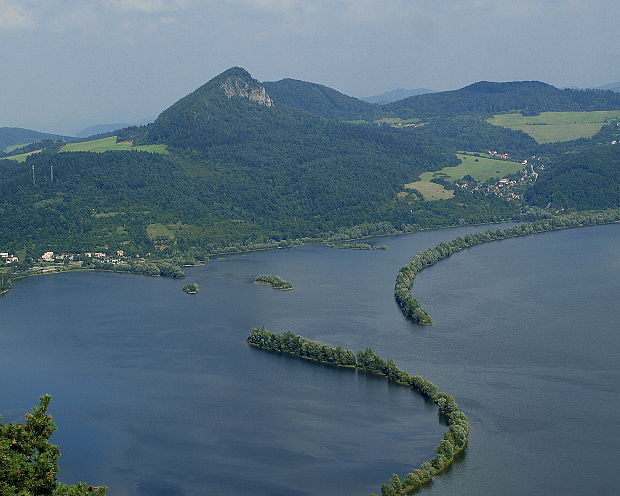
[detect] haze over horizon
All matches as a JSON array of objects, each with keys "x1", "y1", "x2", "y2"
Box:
[{"x1": 1, "y1": 0, "x2": 619, "y2": 135}]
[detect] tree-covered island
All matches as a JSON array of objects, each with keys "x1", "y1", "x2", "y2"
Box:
[
  {"x1": 183, "y1": 282, "x2": 200, "y2": 294},
  {"x1": 254, "y1": 274, "x2": 293, "y2": 290}
]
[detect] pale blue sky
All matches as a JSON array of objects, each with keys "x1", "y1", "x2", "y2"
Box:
[{"x1": 1, "y1": 0, "x2": 619, "y2": 134}]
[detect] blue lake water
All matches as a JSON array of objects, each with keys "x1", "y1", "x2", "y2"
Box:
[{"x1": 1, "y1": 223, "x2": 618, "y2": 495}]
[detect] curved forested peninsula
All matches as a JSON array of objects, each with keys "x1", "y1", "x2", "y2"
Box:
[
  {"x1": 254, "y1": 274, "x2": 293, "y2": 290},
  {"x1": 247, "y1": 328, "x2": 469, "y2": 495},
  {"x1": 395, "y1": 209, "x2": 620, "y2": 325}
]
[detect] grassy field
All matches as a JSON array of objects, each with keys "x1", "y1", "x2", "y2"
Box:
[
  {"x1": 1, "y1": 149, "x2": 43, "y2": 163},
  {"x1": 403, "y1": 152, "x2": 524, "y2": 200},
  {"x1": 146, "y1": 223, "x2": 175, "y2": 241},
  {"x1": 488, "y1": 110, "x2": 620, "y2": 143},
  {"x1": 60, "y1": 136, "x2": 168, "y2": 154},
  {"x1": 404, "y1": 181, "x2": 454, "y2": 200},
  {"x1": 420, "y1": 153, "x2": 524, "y2": 182},
  {"x1": 4, "y1": 143, "x2": 29, "y2": 153}
]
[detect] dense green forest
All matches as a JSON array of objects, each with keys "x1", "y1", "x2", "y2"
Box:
[
  {"x1": 262, "y1": 78, "x2": 383, "y2": 121},
  {"x1": 0, "y1": 395, "x2": 107, "y2": 495},
  {"x1": 246, "y1": 328, "x2": 469, "y2": 496},
  {"x1": 525, "y1": 145, "x2": 620, "y2": 209},
  {"x1": 384, "y1": 81, "x2": 620, "y2": 119},
  {"x1": 395, "y1": 210, "x2": 620, "y2": 325}
]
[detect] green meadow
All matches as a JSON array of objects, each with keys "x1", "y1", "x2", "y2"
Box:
[
  {"x1": 420, "y1": 153, "x2": 524, "y2": 182},
  {"x1": 60, "y1": 136, "x2": 168, "y2": 154},
  {"x1": 488, "y1": 110, "x2": 620, "y2": 143},
  {"x1": 403, "y1": 153, "x2": 524, "y2": 200},
  {"x1": 404, "y1": 180, "x2": 454, "y2": 200},
  {"x1": 1, "y1": 149, "x2": 43, "y2": 163}
]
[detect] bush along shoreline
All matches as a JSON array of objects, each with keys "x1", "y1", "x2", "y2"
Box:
[
  {"x1": 246, "y1": 328, "x2": 469, "y2": 496},
  {"x1": 395, "y1": 209, "x2": 620, "y2": 325}
]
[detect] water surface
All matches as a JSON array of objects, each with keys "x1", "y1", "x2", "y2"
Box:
[{"x1": 1, "y1": 223, "x2": 618, "y2": 495}]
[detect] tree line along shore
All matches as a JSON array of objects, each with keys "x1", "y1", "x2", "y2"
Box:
[
  {"x1": 246, "y1": 328, "x2": 469, "y2": 496},
  {"x1": 395, "y1": 209, "x2": 620, "y2": 325}
]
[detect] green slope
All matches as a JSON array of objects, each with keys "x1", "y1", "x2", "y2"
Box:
[
  {"x1": 383, "y1": 81, "x2": 620, "y2": 119},
  {"x1": 3, "y1": 68, "x2": 518, "y2": 256},
  {"x1": 0, "y1": 127, "x2": 66, "y2": 151},
  {"x1": 525, "y1": 144, "x2": 620, "y2": 209},
  {"x1": 262, "y1": 78, "x2": 382, "y2": 120}
]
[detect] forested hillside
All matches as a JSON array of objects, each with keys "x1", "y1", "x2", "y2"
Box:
[
  {"x1": 0, "y1": 127, "x2": 67, "y2": 151},
  {"x1": 262, "y1": 78, "x2": 382, "y2": 120},
  {"x1": 1, "y1": 68, "x2": 518, "y2": 257},
  {"x1": 384, "y1": 81, "x2": 620, "y2": 119},
  {"x1": 525, "y1": 144, "x2": 620, "y2": 209},
  {"x1": 1, "y1": 67, "x2": 618, "y2": 259}
]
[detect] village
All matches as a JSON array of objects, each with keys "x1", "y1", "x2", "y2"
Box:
[{"x1": 454, "y1": 155, "x2": 544, "y2": 202}]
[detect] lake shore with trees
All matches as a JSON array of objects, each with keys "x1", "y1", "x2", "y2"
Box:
[{"x1": 395, "y1": 209, "x2": 620, "y2": 325}]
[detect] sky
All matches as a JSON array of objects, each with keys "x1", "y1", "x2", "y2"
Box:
[{"x1": 1, "y1": 0, "x2": 619, "y2": 134}]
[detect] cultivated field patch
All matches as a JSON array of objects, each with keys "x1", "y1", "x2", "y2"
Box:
[
  {"x1": 419, "y1": 153, "x2": 524, "y2": 183},
  {"x1": 60, "y1": 136, "x2": 168, "y2": 154},
  {"x1": 488, "y1": 110, "x2": 620, "y2": 143},
  {"x1": 404, "y1": 181, "x2": 454, "y2": 201}
]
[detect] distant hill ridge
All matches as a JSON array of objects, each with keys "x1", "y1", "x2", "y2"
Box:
[
  {"x1": 384, "y1": 80, "x2": 620, "y2": 118},
  {"x1": 362, "y1": 88, "x2": 436, "y2": 104},
  {"x1": 0, "y1": 127, "x2": 68, "y2": 151}
]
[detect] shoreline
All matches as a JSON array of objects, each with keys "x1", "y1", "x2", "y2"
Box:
[{"x1": 3, "y1": 214, "x2": 616, "y2": 298}]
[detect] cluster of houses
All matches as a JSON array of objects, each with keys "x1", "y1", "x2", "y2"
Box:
[
  {"x1": 38, "y1": 250, "x2": 128, "y2": 264},
  {"x1": 487, "y1": 150, "x2": 510, "y2": 159},
  {"x1": 455, "y1": 160, "x2": 542, "y2": 202},
  {"x1": 0, "y1": 252, "x2": 19, "y2": 264}
]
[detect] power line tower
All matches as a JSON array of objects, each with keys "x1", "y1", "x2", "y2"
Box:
[
  {"x1": 31, "y1": 164, "x2": 36, "y2": 186},
  {"x1": 50, "y1": 165, "x2": 54, "y2": 183}
]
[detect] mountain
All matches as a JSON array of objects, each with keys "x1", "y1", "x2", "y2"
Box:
[
  {"x1": 362, "y1": 88, "x2": 436, "y2": 104},
  {"x1": 4, "y1": 67, "x2": 512, "y2": 256},
  {"x1": 384, "y1": 81, "x2": 620, "y2": 119},
  {"x1": 76, "y1": 123, "x2": 131, "y2": 138},
  {"x1": 596, "y1": 82, "x2": 620, "y2": 92},
  {"x1": 0, "y1": 127, "x2": 67, "y2": 151},
  {"x1": 262, "y1": 78, "x2": 382, "y2": 120},
  {"x1": 525, "y1": 144, "x2": 620, "y2": 209}
]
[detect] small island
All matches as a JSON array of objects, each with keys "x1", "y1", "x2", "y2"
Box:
[
  {"x1": 182, "y1": 282, "x2": 200, "y2": 294},
  {"x1": 254, "y1": 274, "x2": 293, "y2": 290},
  {"x1": 326, "y1": 242, "x2": 387, "y2": 250}
]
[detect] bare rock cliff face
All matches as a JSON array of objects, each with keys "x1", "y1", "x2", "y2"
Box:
[{"x1": 221, "y1": 77, "x2": 274, "y2": 107}]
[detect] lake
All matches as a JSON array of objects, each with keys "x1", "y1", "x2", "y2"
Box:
[{"x1": 1, "y1": 223, "x2": 618, "y2": 495}]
